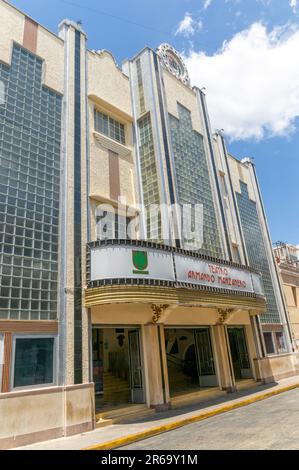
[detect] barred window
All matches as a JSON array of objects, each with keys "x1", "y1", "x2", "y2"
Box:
[{"x1": 94, "y1": 109, "x2": 125, "y2": 145}]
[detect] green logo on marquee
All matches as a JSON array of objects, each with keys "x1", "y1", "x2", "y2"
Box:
[{"x1": 132, "y1": 250, "x2": 149, "y2": 275}]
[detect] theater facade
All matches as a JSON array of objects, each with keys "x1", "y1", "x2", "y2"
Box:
[{"x1": 0, "y1": 0, "x2": 298, "y2": 449}]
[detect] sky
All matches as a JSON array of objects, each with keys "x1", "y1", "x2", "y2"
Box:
[{"x1": 9, "y1": 0, "x2": 299, "y2": 245}]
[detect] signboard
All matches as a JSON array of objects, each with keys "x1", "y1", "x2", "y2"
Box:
[
  {"x1": 89, "y1": 245, "x2": 264, "y2": 296},
  {"x1": 90, "y1": 245, "x2": 175, "y2": 282},
  {"x1": 174, "y1": 253, "x2": 254, "y2": 293}
]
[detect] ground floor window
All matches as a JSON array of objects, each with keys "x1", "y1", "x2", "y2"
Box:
[
  {"x1": 12, "y1": 336, "x2": 55, "y2": 389},
  {"x1": 274, "y1": 331, "x2": 287, "y2": 354},
  {"x1": 227, "y1": 327, "x2": 252, "y2": 380},
  {"x1": 263, "y1": 330, "x2": 288, "y2": 356},
  {"x1": 263, "y1": 332, "x2": 275, "y2": 355}
]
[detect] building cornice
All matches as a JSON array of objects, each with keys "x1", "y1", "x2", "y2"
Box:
[{"x1": 84, "y1": 284, "x2": 266, "y2": 314}]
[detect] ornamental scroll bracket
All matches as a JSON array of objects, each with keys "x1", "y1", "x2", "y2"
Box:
[
  {"x1": 218, "y1": 308, "x2": 235, "y2": 324},
  {"x1": 151, "y1": 304, "x2": 169, "y2": 323}
]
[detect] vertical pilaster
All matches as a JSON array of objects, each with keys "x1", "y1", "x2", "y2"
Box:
[
  {"x1": 58, "y1": 20, "x2": 88, "y2": 386},
  {"x1": 245, "y1": 324, "x2": 259, "y2": 381},
  {"x1": 158, "y1": 325, "x2": 170, "y2": 406},
  {"x1": 212, "y1": 325, "x2": 236, "y2": 392},
  {"x1": 1, "y1": 333, "x2": 12, "y2": 393},
  {"x1": 142, "y1": 324, "x2": 170, "y2": 410}
]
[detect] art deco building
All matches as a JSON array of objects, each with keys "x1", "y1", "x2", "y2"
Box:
[{"x1": 0, "y1": 0, "x2": 298, "y2": 449}]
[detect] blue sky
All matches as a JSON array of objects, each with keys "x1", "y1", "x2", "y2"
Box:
[{"x1": 10, "y1": 0, "x2": 299, "y2": 245}]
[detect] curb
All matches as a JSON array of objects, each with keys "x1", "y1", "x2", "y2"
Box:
[{"x1": 84, "y1": 382, "x2": 299, "y2": 450}]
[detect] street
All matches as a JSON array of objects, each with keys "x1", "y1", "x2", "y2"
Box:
[{"x1": 120, "y1": 388, "x2": 299, "y2": 450}]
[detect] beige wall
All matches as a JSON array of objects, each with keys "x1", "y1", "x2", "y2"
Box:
[
  {"x1": 228, "y1": 155, "x2": 256, "y2": 201},
  {"x1": 88, "y1": 50, "x2": 132, "y2": 116},
  {"x1": 162, "y1": 68, "x2": 205, "y2": 135},
  {"x1": 256, "y1": 353, "x2": 299, "y2": 383},
  {"x1": 0, "y1": 384, "x2": 94, "y2": 449},
  {"x1": 90, "y1": 303, "x2": 253, "y2": 327},
  {"x1": 283, "y1": 283, "x2": 299, "y2": 343},
  {"x1": 36, "y1": 27, "x2": 64, "y2": 94},
  {"x1": 0, "y1": 1, "x2": 24, "y2": 65},
  {"x1": 0, "y1": 0, "x2": 64, "y2": 94},
  {"x1": 87, "y1": 49, "x2": 139, "y2": 242}
]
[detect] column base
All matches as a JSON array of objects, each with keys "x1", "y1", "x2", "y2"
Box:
[
  {"x1": 151, "y1": 403, "x2": 172, "y2": 412},
  {"x1": 225, "y1": 386, "x2": 237, "y2": 393}
]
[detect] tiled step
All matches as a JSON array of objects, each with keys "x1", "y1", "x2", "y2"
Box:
[
  {"x1": 95, "y1": 418, "x2": 114, "y2": 429},
  {"x1": 96, "y1": 403, "x2": 155, "y2": 424}
]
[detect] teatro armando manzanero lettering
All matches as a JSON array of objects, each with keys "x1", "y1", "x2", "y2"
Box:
[{"x1": 188, "y1": 265, "x2": 247, "y2": 289}]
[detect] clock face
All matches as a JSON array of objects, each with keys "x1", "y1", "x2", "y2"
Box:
[{"x1": 157, "y1": 44, "x2": 190, "y2": 86}]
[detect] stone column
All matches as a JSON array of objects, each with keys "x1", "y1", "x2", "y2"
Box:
[
  {"x1": 142, "y1": 324, "x2": 170, "y2": 411},
  {"x1": 245, "y1": 324, "x2": 259, "y2": 381},
  {"x1": 212, "y1": 324, "x2": 236, "y2": 392}
]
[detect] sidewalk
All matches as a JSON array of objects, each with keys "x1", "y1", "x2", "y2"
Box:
[{"x1": 15, "y1": 376, "x2": 299, "y2": 450}]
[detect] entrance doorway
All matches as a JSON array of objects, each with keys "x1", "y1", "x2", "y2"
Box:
[
  {"x1": 165, "y1": 328, "x2": 218, "y2": 396},
  {"x1": 227, "y1": 327, "x2": 252, "y2": 380},
  {"x1": 92, "y1": 327, "x2": 144, "y2": 411}
]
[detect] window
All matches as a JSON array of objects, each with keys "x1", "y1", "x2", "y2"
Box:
[
  {"x1": 169, "y1": 104, "x2": 223, "y2": 257},
  {"x1": 0, "y1": 335, "x2": 4, "y2": 389},
  {"x1": 136, "y1": 59, "x2": 145, "y2": 114},
  {"x1": 263, "y1": 332, "x2": 275, "y2": 355},
  {"x1": 263, "y1": 331, "x2": 288, "y2": 355},
  {"x1": 275, "y1": 332, "x2": 287, "y2": 354},
  {"x1": 94, "y1": 109, "x2": 125, "y2": 145},
  {"x1": 138, "y1": 113, "x2": 161, "y2": 241},
  {"x1": 0, "y1": 45, "x2": 61, "y2": 321},
  {"x1": 12, "y1": 336, "x2": 55, "y2": 388},
  {"x1": 237, "y1": 182, "x2": 280, "y2": 324}
]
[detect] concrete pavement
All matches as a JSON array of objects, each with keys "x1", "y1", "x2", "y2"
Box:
[
  {"x1": 14, "y1": 376, "x2": 299, "y2": 450},
  {"x1": 122, "y1": 386, "x2": 299, "y2": 450}
]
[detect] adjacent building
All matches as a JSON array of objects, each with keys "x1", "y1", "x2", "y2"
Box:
[
  {"x1": 0, "y1": 0, "x2": 298, "y2": 449},
  {"x1": 273, "y1": 242, "x2": 299, "y2": 348}
]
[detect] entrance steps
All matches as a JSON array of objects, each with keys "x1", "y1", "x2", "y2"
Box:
[
  {"x1": 103, "y1": 372, "x2": 131, "y2": 402},
  {"x1": 95, "y1": 403, "x2": 155, "y2": 428},
  {"x1": 168, "y1": 369, "x2": 200, "y2": 395}
]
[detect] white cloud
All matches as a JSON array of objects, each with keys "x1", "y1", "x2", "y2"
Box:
[
  {"x1": 203, "y1": 0, "x2": 213, "y2": 9},
  {"x1": 290, "y1": 0, "x2": 297, "y2": 12},
  {"x1": 183, "y1": 23, "x2": 299, "y2": 141},
  {"x1": 175, "y1": 12, "x2": 202, "y2": 37}
]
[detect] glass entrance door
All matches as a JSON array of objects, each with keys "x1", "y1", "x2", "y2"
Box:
[
  {"x1": 92, "y1": 327, "x2": 144, "y2": 410},
  {"x1": 227, "y1": 327, "x2": 252, "y2": 380},
  {"x1": 128, "y1": 329, "x2": 144, "y2": 403},
  {"x1": 194, "y1": 328, "x2": 218, "y2": 387},
  {"x1": 165, "y1": 327, "x2": 218, "y2": 396}
]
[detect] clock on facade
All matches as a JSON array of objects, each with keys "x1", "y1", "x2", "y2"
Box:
[{"x1": 157, "y1": 43, "x2": 190, "y2": 86}]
